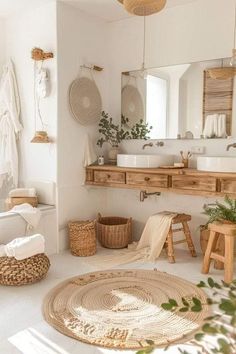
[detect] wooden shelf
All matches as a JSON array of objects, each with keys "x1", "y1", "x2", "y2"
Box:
[{"x1": 85, "y1": 165, "x2": 236, "y2": 197}]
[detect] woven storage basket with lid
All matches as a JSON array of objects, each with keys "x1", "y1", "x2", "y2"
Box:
[
  {"x1": 68, "y1": 220, "x2": 96, "y2": 256},
  {"x1": 0, "y1": 253, "x2": 50, "y2": 286},
  {"x1": 96, "y1": 213, "x2": 132, "y2": 249}
]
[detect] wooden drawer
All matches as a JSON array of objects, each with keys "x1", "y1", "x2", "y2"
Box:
[
  {"x1": 172, "y1": 175, "x2": 217, "y2": 192},
  {"x1": 94, "y1": 170, "x2": 125, "y2": 184},
  {"x1": 220, "y1": 179, "x2": 236, "y2": 194},
  {"x1": 127, "y1": 172, "x2": 168, "y2": 188}
]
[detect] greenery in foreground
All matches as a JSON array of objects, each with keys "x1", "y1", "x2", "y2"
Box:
[{"x1": 136, "y1": 278, "x2": 236, "y2": 354}]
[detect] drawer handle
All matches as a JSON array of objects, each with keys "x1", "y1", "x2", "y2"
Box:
[
  {"x1": 107, "y1": 174, "x2": 111, "y2": 178},
  {"x1": 144, "y1": 177, "x2": 150, "y2": 182}
]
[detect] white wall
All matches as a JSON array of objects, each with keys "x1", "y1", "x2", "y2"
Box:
[
  {"x1": 102, "y1": 0, "x2": 236, "y2": 251},
  {"x1": 5, "y1": 1, "x2": 57, "y2": 185},
  {"x1": 0, "y1": 18, "x2": 6, "y2": 76},
  {"x1": 57, "y1": 2, "x2": 110, "y2": 250}
]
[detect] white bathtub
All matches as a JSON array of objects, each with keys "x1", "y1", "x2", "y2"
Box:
[{"x1": 0, "y1": 204, "x2": 58, "y2": 255}]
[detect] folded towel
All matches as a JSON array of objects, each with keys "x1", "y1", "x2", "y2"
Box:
[
  {"x1": 9, "y1": 188, "x2": 36, "y2": 198},
  {"x1": 9, "y1": 203, "x2": 41, "y2": 231},
  {"x1": 0, "y1": 245, "x2": 7, "y2": 257},
  {"x1": 4, "y1": 234, "x2": 45, "y2": 260},
  {"x1": 136, "y1": 211, "x2": 176, "y2": 261}
]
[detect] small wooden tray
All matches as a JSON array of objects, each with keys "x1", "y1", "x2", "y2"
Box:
[
  {"x1": 5, "y1": 196, "x2": 38, "y2": 211},
  {"x1": 159, "y1": 165, "x2": 184, "y2": 169}
]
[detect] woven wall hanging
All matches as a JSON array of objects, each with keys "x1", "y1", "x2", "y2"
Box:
[{"x1": 69, "y1": 67, "x2": 102, "y2": 126}]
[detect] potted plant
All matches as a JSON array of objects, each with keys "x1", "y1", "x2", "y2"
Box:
[
  {"x1": 97, "y1": 111, "x2": 130, "y2": 163},
  {"x1": 97, "y1": 111, "x2": 152, "y2": 163},
  {"x1": 200, "y1": 196, "x2": 236, "y2": 267},
  {"x1": 203, "y1": 196, "x2": 236, "y2": 227}
]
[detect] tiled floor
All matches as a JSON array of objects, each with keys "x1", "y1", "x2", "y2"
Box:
[{"x1": 0, "y1": 249, "x2": 234, "y2": 354}]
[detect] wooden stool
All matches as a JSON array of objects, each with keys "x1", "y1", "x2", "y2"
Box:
[
  {"x1": 164, "y1": 213, "x2": 197, "y2": 263},
  {"x1": 202, "y1": 222, "x2": 236, "y2": 284}
]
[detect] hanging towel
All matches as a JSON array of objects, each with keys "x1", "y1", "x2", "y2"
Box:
[
  {"x1": 9, "y1": 203, "x2": 41, "y2": 231},
  {"x1": 0, "y1": 60, "x2": 22, "y2": 189},
  {"x1": 4, "y1": 234, "x2": 45, "y2": 260},
  {"x1": 83, "y1": 133, "x2": 97, "y2": 167},
  {"x1": 9, "y1": 188, "x2": 36, "y2": 198},
  {"x1": 136, "y1": 211, "x2": 177, "y2": 261},
  {"x1": 203, "y1": 115, "x2": 215, "y2": 138},
  {"x1": 217, "y1": 114, "x2": 227, "y2": 138}
]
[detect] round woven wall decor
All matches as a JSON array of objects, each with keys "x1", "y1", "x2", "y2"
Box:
[
  {"x1": 69, "y1": 77, "x2": 102, "y2": 126},
  {"x1": 122, "y1": 84, "x2": 144, "y2": 127},
  {"x1": 123, "y1": 0, "x2": 167, "y2": 16},
  {"x1": 43, "y1": 269, "x2": 209, "y2": 350}
]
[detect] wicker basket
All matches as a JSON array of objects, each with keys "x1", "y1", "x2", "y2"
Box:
[
  {"x1": 68, "y1": 220, "x2": 96, "y2": 256},
  {"x1": 0, "y1": 253, "x2": 50, "y2": 286},
  {"x1": 96, "y1": 213, "x2": 132, "y2": 249}
]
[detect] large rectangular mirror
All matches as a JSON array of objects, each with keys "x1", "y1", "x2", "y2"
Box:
[{"x1": 121, "y1": 58, "x2": 236, "y2": 139}]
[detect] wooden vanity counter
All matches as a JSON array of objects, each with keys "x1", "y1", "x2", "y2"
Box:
[{"x1": 85, "y1": 165, "x2": 236, "y2": 197}]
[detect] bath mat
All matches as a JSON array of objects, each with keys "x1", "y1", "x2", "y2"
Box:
[{"x1": 43, "y1": 269, "x2": 209, "y2": 350}]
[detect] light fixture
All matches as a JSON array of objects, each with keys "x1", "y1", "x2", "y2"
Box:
[
  {"x1": 117, "y1": 0, "x2": 167, "y2": 16},
  {"x1": 230, "y1": 1, "x2": 236, "y2": 67}
]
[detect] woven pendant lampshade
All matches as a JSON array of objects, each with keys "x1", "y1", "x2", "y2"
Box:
[{"x1": 121, "y1": 0, "x2": 167, "y2": 16}]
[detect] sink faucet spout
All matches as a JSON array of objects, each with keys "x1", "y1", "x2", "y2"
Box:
[{"x1": 142, "y1": 142, "x2": 153, "y2": 150}]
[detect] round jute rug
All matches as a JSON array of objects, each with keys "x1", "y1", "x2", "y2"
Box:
[{"x1": 43, "y1": 269, "x2": 209, "y2": 350}]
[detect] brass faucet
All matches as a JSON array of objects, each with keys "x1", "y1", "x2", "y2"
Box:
[
  {"x1": 142, "y1": 142, "x2": 153, "y2": 150},
  {"x1": 226, "y1": 143, "x2": 236, "y2": 151}
]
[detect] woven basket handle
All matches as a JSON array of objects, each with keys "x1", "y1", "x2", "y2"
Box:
[{"x1": 97, "y1": 213, "x2": 102, "y2": 222}]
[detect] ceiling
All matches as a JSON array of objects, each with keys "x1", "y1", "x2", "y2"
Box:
[
  {"x1": 0, "y1": 0, "x2": 198, "y2": 21},
  {"x1": 65, "y1": 0, "x2": 198, "y2": 22}
]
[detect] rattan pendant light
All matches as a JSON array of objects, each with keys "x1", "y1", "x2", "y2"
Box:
[{"x1": 118, "y1": 0, "x2": 166, "y2": 16}]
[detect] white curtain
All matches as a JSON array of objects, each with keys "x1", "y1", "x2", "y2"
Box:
[{"x1": 0, "y1": 59, "x2": 22, "y2": 189}]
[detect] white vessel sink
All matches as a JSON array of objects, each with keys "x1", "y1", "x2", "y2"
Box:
[
  {"x1": 117, "y1": 154, "x2": 174, "y2": 168},
  {"x1": 197, "y1": 156, "x2": 236, "y2": 173}
]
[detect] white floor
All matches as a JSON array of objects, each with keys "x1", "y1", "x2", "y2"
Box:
[{"x1": 0, "y1": 249, "x2": 234, "y2": 354}]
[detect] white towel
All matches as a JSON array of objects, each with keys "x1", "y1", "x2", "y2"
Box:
[
  {"x1": 9, "y1": 203, "x2": 41, "y2": 231},
  {"x1": 4, "y1": 234, "x2": 45, "y2": 260},
  {"x1": 83, "y1": 133, "x2": 97, "y2": 167},
  {"x1": 217, "y1": 114, "x2": 227, "y2": 138},
  {"x1": 9, "y1": 188, "x2": 36, "y2": 198},
  {"x1": 0, "y1": 244, "x2": 6, "y2": 257},
  {"x1": 203, "y1": 115, "x2": 215, "y2": 138}
]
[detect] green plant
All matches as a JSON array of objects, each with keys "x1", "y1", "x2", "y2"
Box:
[
  {"x1": 203, "y1": 196, "x2": 236, "y2": 228},
  {"x1": 97, "y1": 112, "x2": 152, "y2": 148},
  {"x1": 136, "y1": 277, "x2": 236, "y2": 354},
  {"x1": 97, "y1": 111, "x2": 129, "y2": 148}
]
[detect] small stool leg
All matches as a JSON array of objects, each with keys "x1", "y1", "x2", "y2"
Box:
[
  {"x1": 167, "y1": 228, "x2": 175, "y2": 263},
  {"x1": 214, "y1": 233, "x2": 224, "y2": 270},
  {"x1": 224, "y1": 235, "x2": 234, "y2": 284},
  {"x1": 202, "y1": 230, "x2": 217, "y2": 274},
  {"x1": 182, "y1": 221, "x2": 197, "y2": 257}
]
